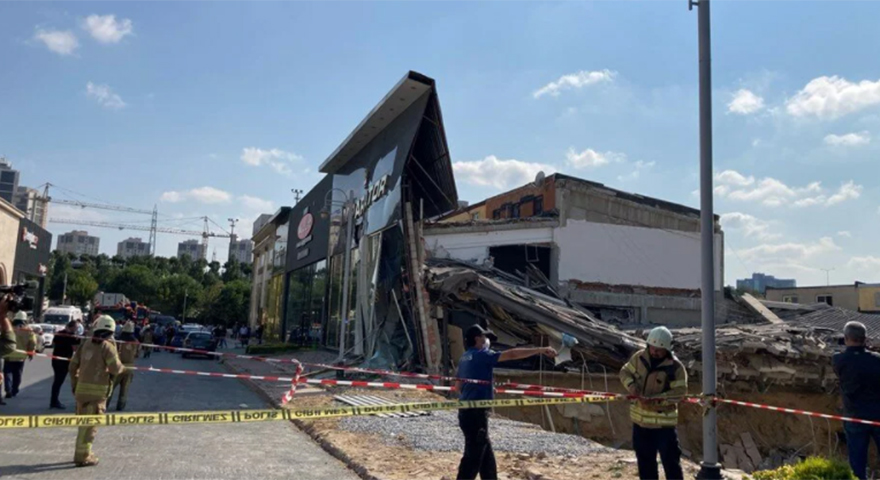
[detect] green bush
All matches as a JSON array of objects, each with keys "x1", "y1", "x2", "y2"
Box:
[
  {"x1": 751, "y1": 456, "x2": 855, "y2": 480},
  {"x1": 245, "y1": 343, "x2": 309, "y2": 355}
]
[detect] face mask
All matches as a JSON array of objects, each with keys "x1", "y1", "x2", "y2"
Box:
[{"x1": 482, "y1": 339, "x2": 491, "y2": 351}]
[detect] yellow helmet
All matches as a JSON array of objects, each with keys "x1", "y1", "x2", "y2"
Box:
[
  {"x1": 122, "y1": 321, "x2": 135, "y2": 333},
  {"x1": 94, "y1": 315, "x2": 116, "y2": 333}
]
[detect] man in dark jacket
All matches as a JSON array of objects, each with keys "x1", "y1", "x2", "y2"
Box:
[
  {"x1": 833, "y1": 321, "x2": 880, "y2": 480},
  {"x1": 50, "y1": 321, "x2": 80, "y2": 409}
]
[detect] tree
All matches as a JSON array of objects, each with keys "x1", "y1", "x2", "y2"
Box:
[
  {"x1": 109, "y1": 265, "x2": 159, "y2": 304},
  {"x1": 222, "y1": 258, "x2": 243, "y2": 283},
  {"x1": 200, "y1": 280, "x2": 250, "y2": 326},
  {"x1": 48, "y1": 252, "x2": 72, "y2": 301},
  {"x1": 155, "y1": 274, "x2": 203, "y2": 318},
  {"x1": 67, "y1": 270, "x2": 98, "y2": 306}
]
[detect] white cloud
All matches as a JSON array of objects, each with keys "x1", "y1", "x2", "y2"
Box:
[
  {"x1": 786, "y1": 76, "x2": 880, "y2": 119},
  {"x1": 823, "y1": 131, "x2": 870, "y2": 146},
  {"x1": 33, "y1": 29, "x2": 79, "y2": 56},
  {"x1": 86, "y1": 82, "x2": 126, "y2": 109},
  {"x1": 452, "y1": 156, "x2": 556, "y2": 190},
  {"x1": 159, "y1": 191, "x2": 184, "y2": 203},
  {"x1": 617, "y1": 160, "x2": 655, "y2": 182},
  {"x1": 239, "y1": 195, "x2": 274, "y2": 212},
  {"x1": 728, "y1": 89, "x2": 765, "y2": 115},
  {"x1": 719, "y1": 212, "x2": 780, "y2": 241},
  {"x1": 533, "y1": 70, "x2": 616, "y2": 99},
  {"x1": 82, "y1": 14, "x2": 133, "y2": 44},
  {"x1": 160, "y1": 186, "x2": 231, "y2": 205},
  {"x1": 826, "y1": 181, "x2": 862, "y2": 206},
  {"x1": 715, "y1": 169, "x2": 860, "y2": 208},
  {"x1": 838, "y1": 231, "x2": 852, "y2": 238},
  {"x1": 848, "y1": 256, "x2": 880, "y2": 270},
  {"x1": 565, "y1": 147, "x2": 625, "y2": 169},
  {"x1": 739, "y1": 237, "x2": 840, "y2": 262},
  {"x1": 240, "y1": 147, "x2": 303, "y2": 175},
  {"x1": 715, "y1": 170, "x2": 755, "y2": 187}
]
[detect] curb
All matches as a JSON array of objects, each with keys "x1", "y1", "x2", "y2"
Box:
[{"x1": 220, "y1": 358, "x2": 381, "y2": 480}]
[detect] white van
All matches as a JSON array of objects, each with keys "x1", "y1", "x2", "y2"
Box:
[{"x1": 42, "y1": 306, "x2": 84, "y2": 327}]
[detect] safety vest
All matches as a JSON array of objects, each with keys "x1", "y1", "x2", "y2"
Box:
[
  {"x1": 6, "y1": 330, "x2": 36, "y2": 362},
  {"x1": 620, "y1": 349, "x2": 688, "y2": 428}
]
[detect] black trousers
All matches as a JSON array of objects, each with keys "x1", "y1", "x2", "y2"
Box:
[
  {"x1": 456, "y1": 408, "x2": 497, "y2": 480},
  {"x1": 50, "y1": 359, "x2": 69, "y2": 406},
  {"x1": 3, "y1": 360, "x2": 24, "y2": 396},
  {"x1": 633, "y1": 424, "x2": 684, "y2": 480}
]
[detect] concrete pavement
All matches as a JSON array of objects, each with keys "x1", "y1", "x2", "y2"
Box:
[{"x1": 0, "y1": 344, "x2": 359, "y2": 480}]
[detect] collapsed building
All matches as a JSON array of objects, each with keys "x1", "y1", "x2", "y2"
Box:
[{"x1": 260, "y1": 71, "x2": 875, "y2": 473}]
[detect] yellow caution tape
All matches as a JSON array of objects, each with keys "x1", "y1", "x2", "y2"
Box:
[{"x1": 0, "y1": 396, "x2": 611, "y2": 430}]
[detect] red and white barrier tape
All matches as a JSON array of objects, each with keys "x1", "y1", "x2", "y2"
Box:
[
  {"x1": 49, "y1": 332, "x2": 597, "y2": 394},
  {"x1": 710, "y1": 397, "x2": 880, "y2": 428}
]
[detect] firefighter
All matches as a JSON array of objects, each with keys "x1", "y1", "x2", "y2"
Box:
[
  {"x1": 69, "y1": 315, "x2": 124, "y2": 467},
  {"x1": 141, "y1": 324, "x2": 154, "y2": 358},
  {"x1": 3, "y1": 312, "x2": 36, "y2": 399},
  {"x1": 619, "y1": 326, "x2": 687, "y2": 480},
  {"x1": 109, "y1": 321, "x2": 139, "y2": 411}
]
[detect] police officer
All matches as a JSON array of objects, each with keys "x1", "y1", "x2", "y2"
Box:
[
  {"x1": 110, "y1": 321, "x2": 139, "y2": 411},
  {"x1": 0, "y1": 295, "x2": 20, "y2": 405},
  {"x1": 833, "y1": 321, "x2": 880, "y2": 480},
  {"x1": 455, "y1": 324, "x2": 557, "y2": 480},
  {"x1": 3, "y1": 312, "x2": 36, "y2": 399},
  {"x1": 619, "y1": 326, "x2": 687, "y2": 480},
  {"x1": 69, "y1": 315, "x2": 124, "y2": 467}
]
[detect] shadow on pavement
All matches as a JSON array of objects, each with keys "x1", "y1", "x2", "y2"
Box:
[{"x1": 0, "y1": 461, "x2": 78, "y2": 476}]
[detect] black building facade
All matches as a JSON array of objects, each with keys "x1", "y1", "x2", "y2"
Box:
[
  {"x1": 14, "y1": 217, "x2": 51, "y2": 282},
  {"x1": 282, "y1": 72, "x2": 457, "y2": 371}
]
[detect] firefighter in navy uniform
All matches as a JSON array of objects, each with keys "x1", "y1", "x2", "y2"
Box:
[
  {"x1": 620, "y1": 326, "x2": 688, "y2": 480},
  {"x1": 110, "y1": 321, "x2": 139, "y2": 411},
  {"x1": 69, "y1": 315, "x2": 124, "y2": 467}
]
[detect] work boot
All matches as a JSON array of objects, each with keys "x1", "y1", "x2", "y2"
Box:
[
  {"x1": 75, "y1": 455, "x2": 99, "y2": 467},
  {"x1": 51, "y1": 402, "x2": 66, "y2": 410},
  {"x1": 116, "y1": 401, "x2": 126, "y2": 412}
]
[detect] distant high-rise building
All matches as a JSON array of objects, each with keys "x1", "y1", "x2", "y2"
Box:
[
  {"x1": 56, "y1": 230, "x2": 100, "y2": 257},
  {"x1": 0, "y1": 157, "x2": 20, "y2": 204},
  {"x1": 13, "y1": 186, "x2": 48, "y2": 228},
  {"x1": 117, "y1": 237, "x2": 151, "y2": 259},
  {"x1": 736, "y1": 273, "x2": 797, "y2": 294},
  {"x1": 228, "y1": 238, "x2": 254, "y2": 265},
  {"x1": 177, "y1": 239, "x2": 207, "y2": 260}
]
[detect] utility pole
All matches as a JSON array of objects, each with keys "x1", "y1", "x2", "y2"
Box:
[
  {"x1": 182, "y1": 289, "x2": 188, "y2": 324},
  {"x1": 228, "y1": 218, "x2": 239, "y2": 263},
  {"x1": 820, "y1": 267, "x2": 834, "y2": 286},
  {"x1": 62, "y1": 271, "x2": 68, "y2": 305},
  {"x1": 292, "y1": 189, "x2": 303, "y2": 203},
  {"x1": 692, "y1": 0, "x2": 721, "y2": 477}
]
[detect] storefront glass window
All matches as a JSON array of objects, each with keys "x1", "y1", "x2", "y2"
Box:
[
  {"x1": 285, "y1": 259, "x2": 327, "y2": 345},
  {"x1": 264, "y1": 273, "x2": 285, "y2": 342}
]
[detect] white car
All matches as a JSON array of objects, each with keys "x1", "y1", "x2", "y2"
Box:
[{"x1": 35, "y1": 324, "x2": 57, "y2": 348}]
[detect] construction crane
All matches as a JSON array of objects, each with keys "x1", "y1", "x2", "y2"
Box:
[{"x1": 49, "y1": 217, "x2": 232, "y2": 254}]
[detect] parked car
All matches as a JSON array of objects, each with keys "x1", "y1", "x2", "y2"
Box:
[
  {"x1": 35, "y1": 324, "x2": 57, "y2": 347},
  {"x1": 181, "y1": 332, "x2": 218, "y2": 358}
]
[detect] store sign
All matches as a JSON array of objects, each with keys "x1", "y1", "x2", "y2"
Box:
[
  {"x1": 296, "y1": 248, "x2": 310, "y2": 260},
  {"x1": 21, "y1": 227, "x2": 38, "y2": 250},
  {"x1": 297, "y1": 213, "x2": 314, "y2": 240},
  {"x1": 354, "y1": 174, "x2": 390, "y2": 218}
]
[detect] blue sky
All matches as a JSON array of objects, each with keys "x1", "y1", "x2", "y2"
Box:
[{"x1": 2, "y1": 1, "x2": 879, "y2": 286}]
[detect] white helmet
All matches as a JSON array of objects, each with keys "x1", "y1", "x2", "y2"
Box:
[
  {"x1": 646, "y1": 326, "x2": 674, "y2": 351},
  {"x1": 93, "y1": 315, "x2": 117, "y2": 333}
]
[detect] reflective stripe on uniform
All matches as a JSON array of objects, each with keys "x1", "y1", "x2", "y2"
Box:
[
  {"x1": 76, "y1": 382, "x2": 110, "y2": 397},
  {"x1": 622, "y1": 377, "x2": 635, "y2": 388},
  {"x1": 5, "y1": 350, "x2": 28, "y2": 362},
  {"x1": 669, "y1": 379, "x2": 687, "y2": 389},
  {"x1": 624, "y1": 362, "x2": 637, "y2": 374},
  {"x1": 630, "y1": 404, "x2": 679, "y2": 427}
]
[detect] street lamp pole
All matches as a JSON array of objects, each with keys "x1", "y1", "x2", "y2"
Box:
[
  {"x1": 183, "y1": 289, "x2": 188, "y2": 324},
  {"x1": 692, "y1": 0, "x2": 722, "y2": 477}
]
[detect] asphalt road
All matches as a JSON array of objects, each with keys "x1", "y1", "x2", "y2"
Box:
[{"x1": 0, "y1": 344, "x2": 359, "y2": 480}]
